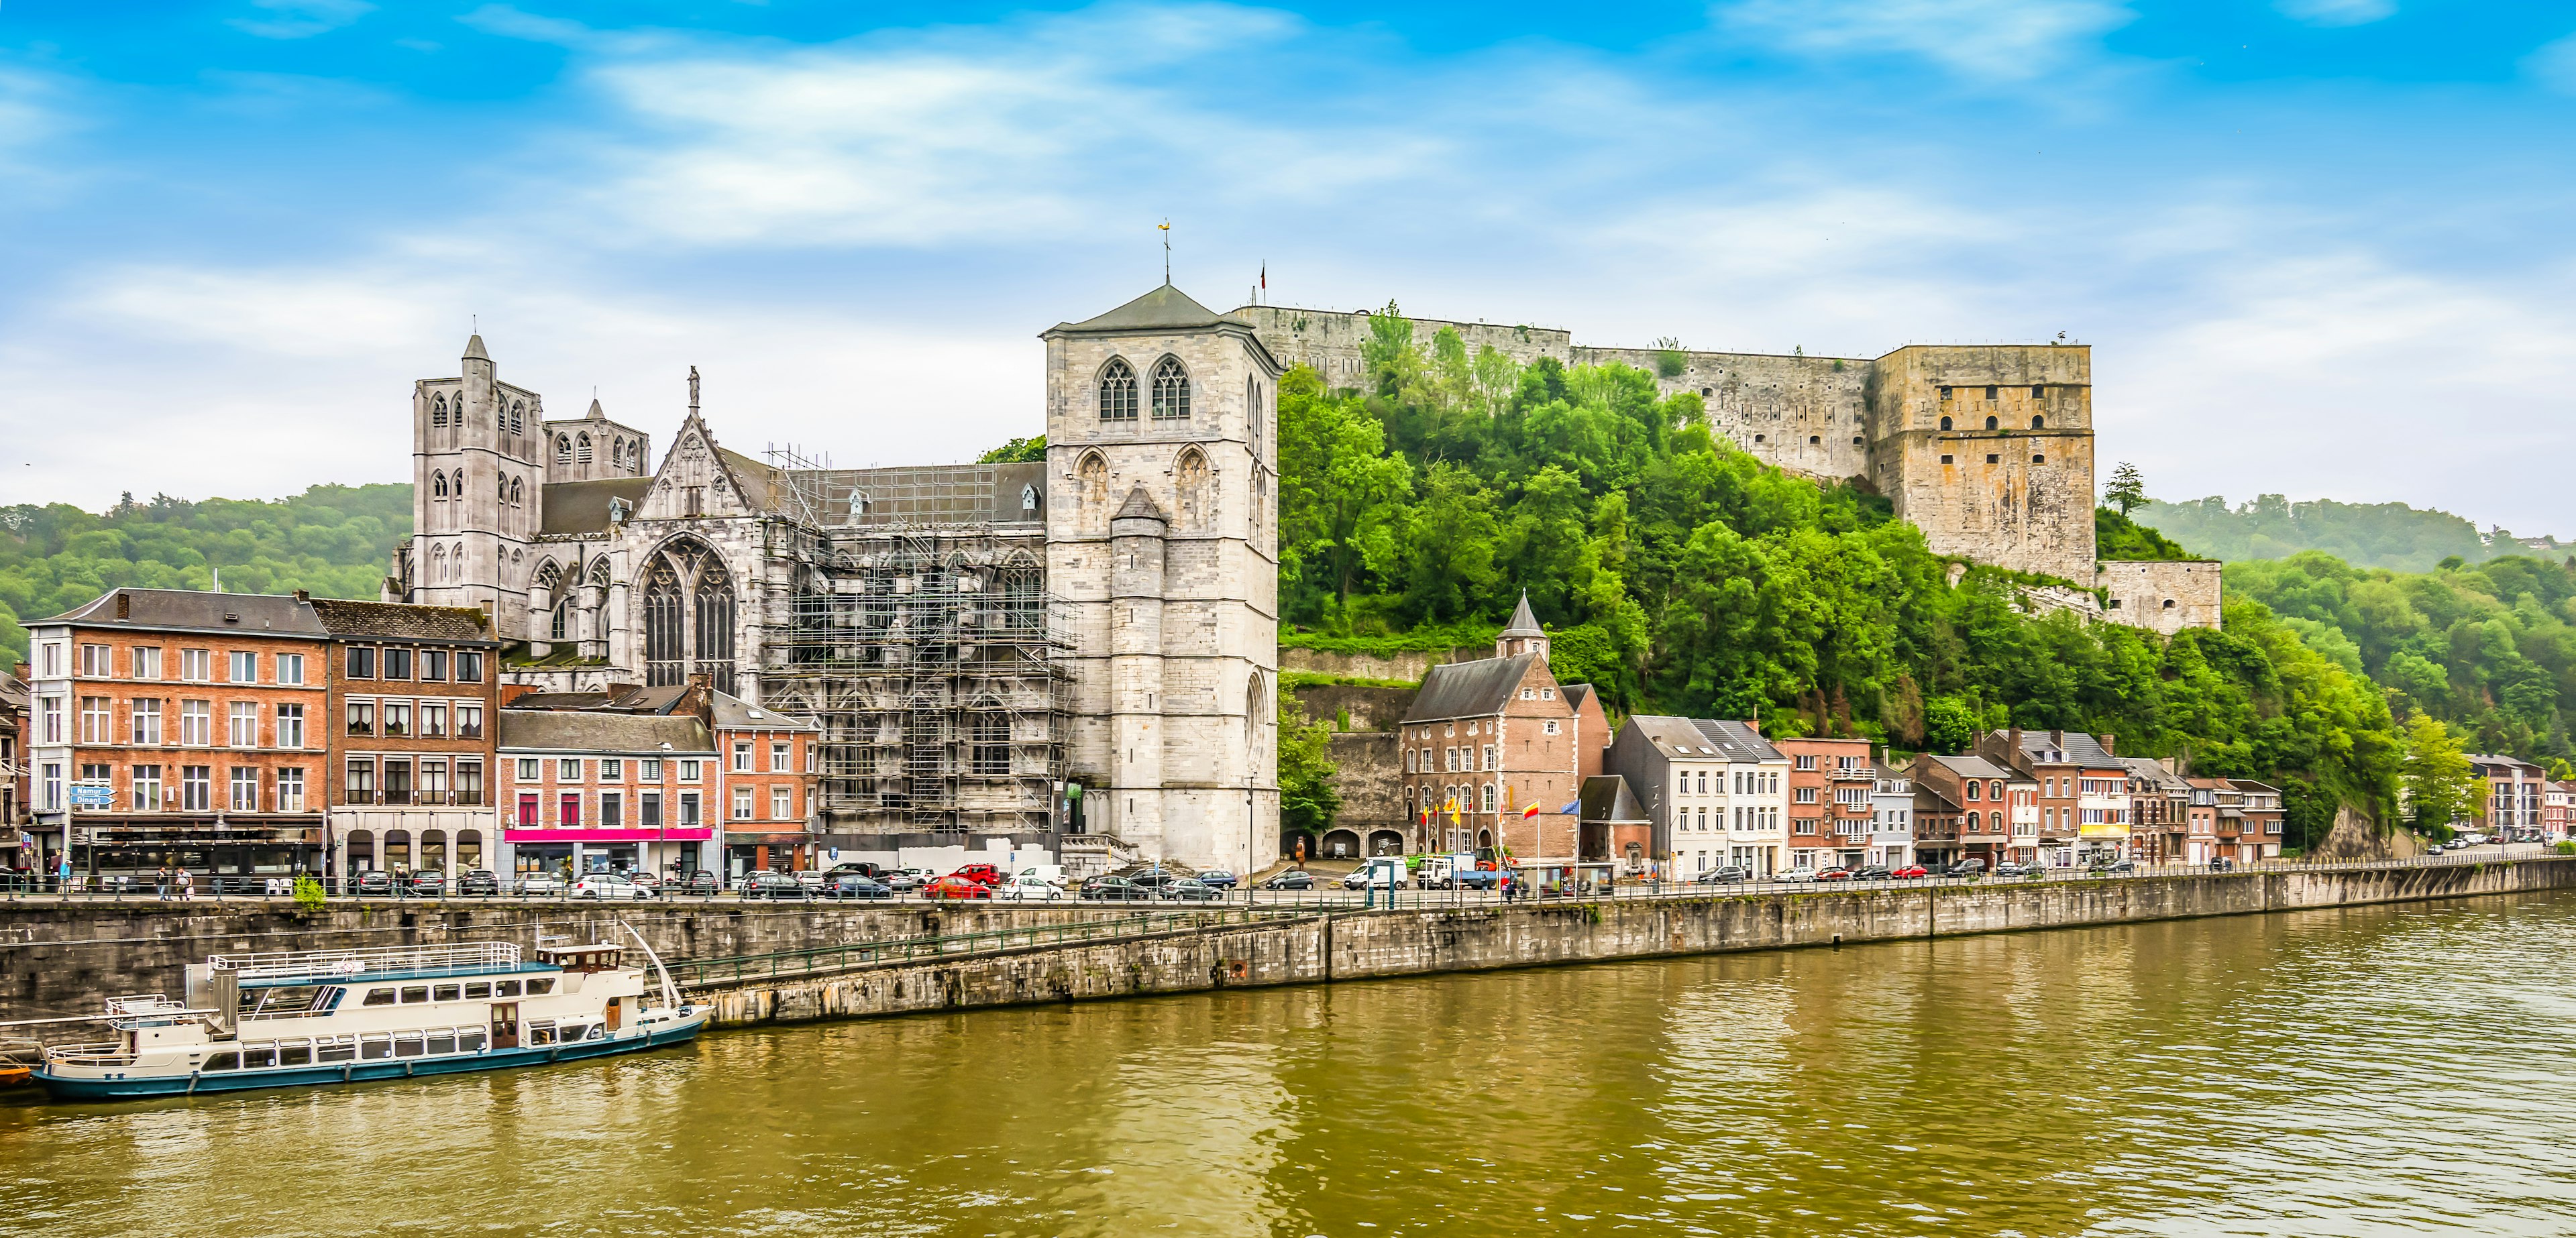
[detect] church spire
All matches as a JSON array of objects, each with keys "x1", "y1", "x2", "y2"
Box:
[{"x1": 1497, "y1": 589, "x2": 1548, "y2": 663}]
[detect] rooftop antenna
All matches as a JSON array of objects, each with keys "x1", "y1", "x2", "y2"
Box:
[{"x1": 1159, "y1": 220, "x2": 1171, "y2": 285}]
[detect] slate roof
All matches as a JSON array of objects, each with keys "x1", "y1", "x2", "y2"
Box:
[
  {"x1": 1500, "y1": 591, "x2": 1543, "y2": 638},
  {"x1": 1114, "y1": 486, "x2": 1167, "y2": 522},
  {"x1": 1690, "y1": 718, "x2": 1786, "y2": 763},
  {"x1": 1989, "y1": 728, "x2": 2121, "y2": 768},
  {"x1": 2118, "y1": 756, "x2": 2190, "y2": 794},
  {"x1": 496, "y1": 710, "x2": 712, "y2": 754},
  {"x1": 1403, "y1": 654, "x2": 1537, "y2": 722},
  {"x1": 1629, "y1": 715, "x2": 1724, "y2": 761},
  {"x1": 1047, "y1": 284, "x2": 1244, "y2": 335},
  {"x1": 309, "y1": 598, "x2": 494, "y2": 643},
  {"x1": 36, "y1": 587, "x2": 329, "y2": 636},
  {"x1": 1920, "y1": 753, "x2": 2023, "y2": 781},
  {"x1": 540, "y1": 477, "x2": 653, "y2": 535},
  {"x1": 709, "y1": 691, "x2": 820, "y2": 732},
  {"x1": 1560, "y1": 683, "x2": 1595, "y2": 717},
  {"x1": 1578, "y1": 774, "x2": 1650, "y2": 824},
  {"x1": 1913, "y1": 783, "x2": 1962, "y2": 812}
]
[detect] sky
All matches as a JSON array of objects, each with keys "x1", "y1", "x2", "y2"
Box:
[{"x1": 2, "y1": 1, "x2": 2573, "y2": 534}]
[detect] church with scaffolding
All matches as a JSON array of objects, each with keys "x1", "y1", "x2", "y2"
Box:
[{"x1": 388, "y1": 284, "x2": 1283, "y2": 874}]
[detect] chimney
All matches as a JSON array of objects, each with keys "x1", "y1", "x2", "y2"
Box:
[
  {"x1": 498, "y1": 683, "x2": 537, "y2": 706},
  {"x1": 115, "y1": 592, "x2": 131, "y2": 620},
  {"x1": 2049, "y1": 728, "x2": 2065, "y2": 752},
  {"x1": 2005, "y1": 726, "x2": 2022, "y2": 762},
  {"x1": 2100, "y1": 733, "x2": 2115, "y2": 756},
  {"x1": 293, "y1": 589, "x2": 310, "y2": 604}
]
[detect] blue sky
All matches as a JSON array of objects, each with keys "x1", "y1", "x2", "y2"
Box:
[{"x1": 3, "y1": 1, "x2": 2573, "y2": 533}]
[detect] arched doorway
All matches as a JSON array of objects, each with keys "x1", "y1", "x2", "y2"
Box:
[
  {"x1": 456, "y1": 830, "x2": 482, "y2": 873},
  {"x1": 1281, "y1": 831, "x2": 1317, "y2": 864},
  {"x1": 1477, "y1": 829, "x2": 1493, "y2": 850},
  {"x1": 1367, "y1": 830, "x2": 1405, "y2": 856},
  {"x1": 343, "y1": 828, "x2": 374, "y2": 877},
  {"x1": 421, "y1": 829, "x2": 448, "y2": 874},
  {"x1": 1322, "y1": 829, "x2": 1361, "y2": 860},
  {"x1": 384, "y1": 829, "x2": 413, "y2": 874}
]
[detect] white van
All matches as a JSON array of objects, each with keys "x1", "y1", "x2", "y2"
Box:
[{"x1": 1413, "y1": 853, "x2": 1478, "y2": 889}]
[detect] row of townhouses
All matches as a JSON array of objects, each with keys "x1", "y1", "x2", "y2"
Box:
[
  {"x1": 1314, "y1": 598, "x2": 2561, "y2": 876},
  {"x1": 0, "y1": 586, "x2": 820, "y2": 882}
]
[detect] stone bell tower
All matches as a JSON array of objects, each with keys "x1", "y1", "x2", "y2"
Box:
[{"x1": 1041, "y1": 283, "x2": 1284, "y2": 872}]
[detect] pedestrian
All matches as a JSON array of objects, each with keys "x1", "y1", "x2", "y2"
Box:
[
  {"x1": 55, "y1": 855, "x2": 70, "y2": 896},
  {"x1": 176, "y1": 868, "x2": 193, "y2": 901},
  {"x1": 156, "y1": 865, "x2": 171, "y2": 901}
]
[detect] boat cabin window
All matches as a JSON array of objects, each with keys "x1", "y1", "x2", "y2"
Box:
[
  {"x1": 317, "y1": 1036, "x2": 357, "y2": 1063},
  {"x1": 495, "y1": 980, "x2": 523, "y2": 998},
  {"x1": 363, "y1": 988, "x2": 396, "y2": 1007},
  {"x1": 585, "y1": 1024, "x2": 607, "y2": 1042},
  {"x1": 432, "y1": 984, "x2": 462, "y2": 1003},
  {"x1": 527, "y1": 1020, "x2": 558, "y2": 1046},
  {"x1": 524, "y1": 978, "x2": 557, "y2": 996},
  {"x1": 425, "y1": 1030, "x2": 458, "y2": 1055},
  {"x1": 360, "y1": 1035, "x2": 392, "y2": 1060},
  {"x1": 278, "y1": 1041, "x2": 313, "y2": 1067},
  {"x1": 250, "y1": 986, "x2": 325, "y2": 1017},
  {"x1": 459, "y1": 1028, "x2": 488, "y2": 1052},
  {"x1": 203, "y1": 1052, "x2": 240, "y2": 1072},
  {"x1": 393, "y1": 1033, "x2": 426, "y2": 1059},
  {"x1": 464, "y1": 982, "x2": 492, "y2": 1000},
  {"x1": 399, "y1": 986, "x2": 429, "y2": 1004},
  {"x1": 241, "y1": 1044, "x2": 277, "y2": 1070}
]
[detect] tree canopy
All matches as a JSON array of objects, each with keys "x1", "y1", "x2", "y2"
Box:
[{"x1": 2139, "y1": 494, "x2": 2566, "y2": 573}]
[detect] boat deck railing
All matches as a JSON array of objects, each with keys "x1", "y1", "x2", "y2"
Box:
[
  {"x1": 210, "y1": 942, "x2": 523, "y2": 984},
  {"x1": 667, "y1": 907, "x2": 1307, "y2": 991}
]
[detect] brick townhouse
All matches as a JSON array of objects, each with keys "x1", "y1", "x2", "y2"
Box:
[
  {"x1": 1774, "y1": 734, "x2": 1874, "y2": 872},
  {"x1": 1909, "y1": 754, "x2": 2031, "y2": 868},
  {"x1": 2465, "y1": 754, "x2": 2547, "y2": 840},
  {"x1": 1397, "y1": 597, "x2": 1603, "y2": 862},
  {"x1": 21, "y1": 589, "x2": 331, "y2": 879},
  {"x1": 2, "y1": 669, "x2": 27, "y2": 875},
  {"x1": 315, "y1": 599, "x2": 502, "y2": 879},
  {"x1": 1979, "y1": 728, "x2": 2129, "y2": 866}
]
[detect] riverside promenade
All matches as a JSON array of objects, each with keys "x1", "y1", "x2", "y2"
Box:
[{"x1": 4, "y1": 856, "x2": 2569, "y2": 1031}]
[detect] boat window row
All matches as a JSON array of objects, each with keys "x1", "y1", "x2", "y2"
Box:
[
  {"x1": 203, "y1": 1027, "x2": 492, "y2": 1070},
  {"x1": 240, "y1": 985, "x2": 341, "y2": 1019},
  {"x1": 358, "y1": 976, "x2": 556, "y2": 1007}
]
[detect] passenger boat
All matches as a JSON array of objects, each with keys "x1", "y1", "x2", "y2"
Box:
[{"x1": 32, "y1": 930, "x2": 708, "y2": 1101}]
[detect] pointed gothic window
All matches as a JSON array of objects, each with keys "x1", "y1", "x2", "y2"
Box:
[
  {"x1": 1076, "y1": 451, "x2": 1108, "y2": 506},
  {"x1": 1246, "y1": 376, "x2": 1263, "y2": 453},
  {"x1": 509, "y1": 402, "x2": 525, "y2": 436},
  {"x1": 555, "y1": 435, "x2": 572, "y2": 467},
  {"x1": 576, "y1": 433, "x2": 592, "y2": 465},
  {"x1": 1175, "y1": 448, "x2": 1211, "y2": 530},
  {"x1": 509, "y1": 477, "x2": 523, "y2": 506},
  {"x1": 431, "y1": 393, "x2": 447, "y2": 427},
  {"x1": 432, "y1": 473, "x2": 449, "y2": 498},
  {"x1": 694, "y1": 560, "x2": 737, "y2": 695},
  {"x1": 1098, "y1": 358, "x2": 1138, "y2": 421},
  {"x1": 1150, "y1": 356, "x2": 1190, "y2": 420},
  {"x1": 612, "y1": 439, "x2": 626, "y2": 469},
  {"x1": 643, "y1": 561, "x2": 685, "y2": 686}
]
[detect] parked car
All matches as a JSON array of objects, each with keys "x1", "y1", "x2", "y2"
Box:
[
  {"x1": 1816, "y1": 867, "x2": 1855, "y2": 881},
  {"x1": 877, "y1": 869, "x2": 926, "y2": 893},
  {"x1": 1849, "y1": 865, "x2": 1893, "y2": 881},
  {"x1": 741, "y1": 873, "x2": 810, "y2": 901},
  {"x1": 1124, "y1": 869, "x2": 1187, "y2": 891},
  {"x1": 1778, "y1": 868, "x2": 1820, "y2": 883},
  {"x1": 951, "y1": 863, "x2": 1006, "y2": 887},
  {"x1": 2091, "y1": 858, "x2": 2136, "y2": 875},
  {"x1": 405, "y1": 870, "x2": 449, "y2": 898},
  {"x1": 998, "y1": 874, "x2": 1067, "y2": 901},
  {"x1": 1993, "y1": 861, "x2": 2030, "y2": 878},
  {"x1": 627, "y1": 872, "x2": 662, "y2": 889},
  {"x1": 1695, "y1": 866, "x2": 1751, "y2": 885},
  {"x1": 824, "y1": 861, "x2": 883, "y2": 879},
  {"x1": 2426, "y1": 844, "x2": 2447, "y2": 856},
  {"x1": 924, "y1": 875, "x2": 994, "y2": 900},
  {"x1": 572, "y1": 873, "x2": 655, "y2": 900},
  {"x1": 1159, "y1": 879, "x2": 1223, "y2": 901},
  {"x1": 792, "y1": 870, "x2": 828, "y2": 889},
  {"x1": 353, "y1": 870, "x2": 396, "y2": 897},
  {"x1": 1254, "y1": 870, "x2": 1315, "y2": 891},
  {"x1": 682, "y1": 869, "x2": 722, "y2": 895},
  {"x1": 458, "y1": 870, "x2": 502, "y2": 897},
  {"x1": 515, "y1": 873, "x2": 566, "y2": 896},
  {"x1": 1946, "y1": 859, "x2": 1986, "y2": 877},
  {"x1": 822, "y1": 875, "x2": 894, "y2": 900},
  {"x1": 1890, "y1": 865, "x2": 1930, "y2": 879},
  {"x1": 1196, "y1": 869, "x2": 1239, "y2": 890},
  {"x1": 1081, "y1": 876, "x2": 1157, "y2": 901}
]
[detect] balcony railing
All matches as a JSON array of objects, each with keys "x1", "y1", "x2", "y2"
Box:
[{"x1": 335, "y1": 791, "x2": 488, "y2": 808}]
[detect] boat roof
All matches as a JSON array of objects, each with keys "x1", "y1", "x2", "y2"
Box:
[
  {"x1": 246, "y1": 960, "x2": 564, "y2": 989},
  {"x1": 214, "y1": 941, "x2": 540, "y2": 987}
]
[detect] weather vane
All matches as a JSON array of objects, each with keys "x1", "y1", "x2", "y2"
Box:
[{"x1": 1159, "y1": 219, "x2": 1171, "y2": 285}]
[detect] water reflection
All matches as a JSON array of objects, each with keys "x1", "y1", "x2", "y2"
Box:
[{"x1": 7, "y1": 895, "x2": 2576, "y2": 1236}]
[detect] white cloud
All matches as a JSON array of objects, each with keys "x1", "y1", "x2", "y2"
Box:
[
  {"x1": 2274, "y1": 0, "x2": 2396, "y2": 28},
  {"x1": 227, "y1": 0, "x2": 376, "y2": 40},
  {"x1": 2523, "y1": 32, "x2": 2576, "y2": 94},
  {"x1": 1715, "y1": 0, "x2": 2136, "y2": 78}
]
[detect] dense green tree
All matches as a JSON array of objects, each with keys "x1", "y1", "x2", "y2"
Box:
[
  {"x1": 976, "y1": 435, "x2": 1047, "y2": 463},
  {"x1": 2103, "y1": 461, "x2": 2147, "y2": 516},
  {"x1": 2139, "y1": 493, "x2": 2563, "y2": 571},
  {"x1": 1277, "y1": 686, "x2": 1342, "y2": 835},
  {"x1": 2399, "y1": 714, "x2": 2481, "y2": 836}
]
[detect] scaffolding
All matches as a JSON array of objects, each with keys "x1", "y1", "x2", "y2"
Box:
[{"x1": 756, "y1": 455, "x2": 1071, "y2": 838}]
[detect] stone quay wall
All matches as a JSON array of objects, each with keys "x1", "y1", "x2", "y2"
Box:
[{"x1": 7, "y1": 860, "x2": 2571, "y2": 1033}]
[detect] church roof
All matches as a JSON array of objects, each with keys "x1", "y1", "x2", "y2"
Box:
[
  {"x1": 464, "y1": 334, "x2": 489, "y2": 361},
  {"x1": 586, "y1": 398, "x2": 605, "y2": 418},
  {"x1": 542, "y1": 477, "x2": 653, "y2": 535},
  {"x1": 1500, "y1": 591, "x2": 1544, "y2": 638},
  {"x1": 1114, "y1": 485, "x2": 1167, "y2": 522},
  {"x1": 1048, "y1": 283, "x2": 1245, "y2": 335}
]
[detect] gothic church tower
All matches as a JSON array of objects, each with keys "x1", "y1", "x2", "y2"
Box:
[
  {"x1": 1044, "y1": 284, "x2": 1283, "y2": 872},
  {"x1": 404, "y1": 335, "x2": 550, "y2": 634}
]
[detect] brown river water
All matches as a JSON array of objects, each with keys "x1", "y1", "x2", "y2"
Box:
[{"x1": 7, "y1": 892, "x2": 2576, "y2": 1237}]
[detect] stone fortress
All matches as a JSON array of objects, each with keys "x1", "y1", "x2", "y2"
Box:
[
  {"x1": 389, "y1": 281, "x2": 2216, "y2": 874},
  {"x1": 1236, "y1": 304, "x2": 2222, "y2": 635}
]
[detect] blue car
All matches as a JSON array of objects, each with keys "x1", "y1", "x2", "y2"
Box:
[{"x1": 1195, "y1": 869, "x2": 1238, "y2": 890}]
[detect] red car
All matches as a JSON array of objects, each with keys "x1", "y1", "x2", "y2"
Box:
[
  {"x1": 924, "y1": 875, "x2": 993, "y2": 900},
  {"x1": 1891, "y1": 865, "x2": 1930, "y2": 879},
  {"x1": 1817, "y1": 867, "x2": 1856, "y2": 881},
  {"x1": 951, "y1": 863, "x2": 1004, "y2": 887}
]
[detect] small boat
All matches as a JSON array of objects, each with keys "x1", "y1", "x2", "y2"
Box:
[
  {"x1": 0, "y1": 1038, "x2": 42, "y2": 1086},
  {"x1": 32, "y1": 927, "x2": 708, "y2": 1101}
]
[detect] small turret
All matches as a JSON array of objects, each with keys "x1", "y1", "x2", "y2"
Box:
[{"x1": 1497, "y1": 589, "x2": 1548, "y2": 663}]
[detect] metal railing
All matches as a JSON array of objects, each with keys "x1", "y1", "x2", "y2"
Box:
[
  {"x1": 666, "y1": 907, "x2": 1307, "y2": 989},
  {"x1": 209, "y1": 941, "x2": 520, "y2": 983}
]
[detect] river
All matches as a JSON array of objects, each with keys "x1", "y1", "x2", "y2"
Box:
[{"x1": 7, "y1": 892, "x2": 2576, "y2": 1237}]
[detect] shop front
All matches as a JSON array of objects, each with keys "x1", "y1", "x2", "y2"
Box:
[
  {"x1": 74, "y1": 820, "x2": 326, "y2": 881},
  {"x1": 501, "y1": 826, "x2": 716, "y2": 881},
  {"x1": 724, "y1": 832, "x2": 812, "y2": 879}
]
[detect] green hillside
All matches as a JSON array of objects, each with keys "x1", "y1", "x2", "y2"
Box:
[
  {"x1": 0, "y1": 486, "x2": 411, "y2": 667},
  {"x1": 1268, "y1": 309, "x2": 2403, "y2": 848},
  {"x1": 2138, "y1": 494, "x2": 2566, "y2": 573}
]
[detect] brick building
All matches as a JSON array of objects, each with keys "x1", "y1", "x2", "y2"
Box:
[
  {"x1": 1396, "y1": 596, "x2": 1603, "y2": 861},
  {"x1": 2121, "y1": 756, "x2": 2193, "y2": 863},
  {"x1": 2230, "y1": 779, "x2": 2286, "y2": 858},
  {"x1": 21, "y1": 589, "x2": 330, "y2": 880},
  {"x1": 1774, "y1": 735, "x2": 1874, "y2": 871},
  {"x1": 1979, "y1": 728, "x2": 2129, "y2": 866},
  {"x1": 3, "y1": 668, "x2": 26, "y2": 875},
  {"x1": 709, "y1": 691, "x2": 823, "y2": 877},
  {"x1": 2465, "y1": 754, "x2": 2547, "y2": 840},
  {"x1": 315, "y1": 598, "x2": 502, "y2": 879},
  {"x1": 1910, "y1": 754, "x2": 2030, "y2": 868}
]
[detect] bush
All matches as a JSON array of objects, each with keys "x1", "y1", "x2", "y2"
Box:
[{"x1": 291, "y1": 874, "x2": 327, "y2": 910}]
